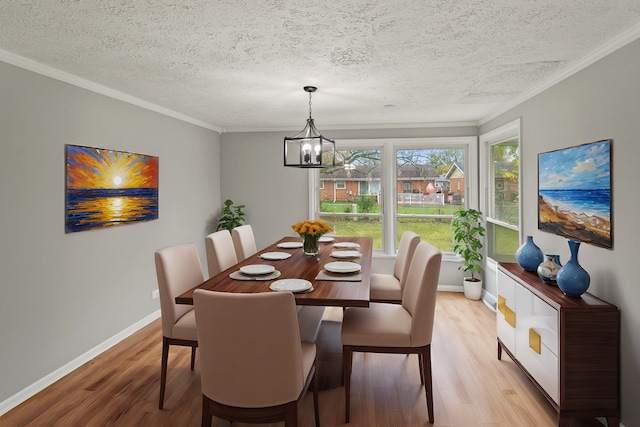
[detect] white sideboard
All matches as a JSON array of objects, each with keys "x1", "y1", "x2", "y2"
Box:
[{"x1": 496, "y1": 263, "x2": 619, "y2": 427}]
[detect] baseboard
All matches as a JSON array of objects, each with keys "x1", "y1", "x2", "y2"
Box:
[
  {"x1": 437, "y1": 284, "x2": 464, "y2": 293},
  {"x1": 0, "y1": 310, "x2": 160, "y2": 417}
]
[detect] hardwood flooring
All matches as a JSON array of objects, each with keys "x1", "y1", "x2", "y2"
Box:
[{"x1": 0, "y1": 291, "x2": 605, "y2": 427}]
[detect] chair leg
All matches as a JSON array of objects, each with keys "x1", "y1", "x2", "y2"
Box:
[
  {"x1": 418, "y1": 352, "x2": 425, "y2": 384},
  {"x1": 159, "y1": 337, "x2": 170, "y2": 409},
  {"x1": 422, "y1": 346, "x2": 434, "y2": 424},
  {"x1": 343, "y1": 346, "x2": 353, "y2": 423},
  {"x1": 312, "y1": 369, "x2": 320, "y2": 427},
  {"x1": 190, "y1": 345, "x2": 197, "y2": 371},
  {"x1": 284, "y1": 401, "x2": 298, "y2": 426},
  {"x1": 201, "y1": 395, "x2": 212, "y2": 427}
]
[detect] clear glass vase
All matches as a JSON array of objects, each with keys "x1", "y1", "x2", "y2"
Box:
[{"x1": 302, "y1": 233, "x2": 320, "y2": 256}]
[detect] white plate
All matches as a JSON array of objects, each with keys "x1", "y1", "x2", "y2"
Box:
[
  {"x1": 277, "y1": 241, "x2": 303, "y2": 249},
  {"x1": 331, "y1": 250, "x2": 362, "y2": 259},
  {"x1": 270, "y1": 279, "x2": 312, "y2": 293},
  {"x1": 239, "y1": 264, "x2": 276, "y2": 275},
  {"x1": 319, "y1": 235, "x2": 335, "y2": 242},
  {"x1": 324, "y1": 261, "x2": 361, "y2": 274},
  {"x1": 333, "y1": 242, "x2": 361, "y2": 249},
  {"x1": 260, "y1": 252, "x2": 292, "y2": 260}
]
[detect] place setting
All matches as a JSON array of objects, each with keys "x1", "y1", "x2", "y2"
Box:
[
  {"x1": 259, "y1": 251, "x2": 292, "y2": 260},
  {"x1": 277, "y1": 241, "x2": 304, "y2": 249},
  {"x1": 229, "y1": 264, "x2": 281, "y2": 281},
  {"x1": 269, "y1": 278, "x2": 314, "y2": 293},
  {"x1": 330, "y1": 250, "x2": 361, "y2": 259},
  {"x1": 333, "y1": 241, "x2": 361, "y2": 249},
  {"x1": 315, "y1": 261, "x2": 363, "y2": 281}
]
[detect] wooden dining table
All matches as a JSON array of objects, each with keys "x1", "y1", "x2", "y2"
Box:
[{"x1": 175, "y1": 235, "x2": 372, "y2": 308}]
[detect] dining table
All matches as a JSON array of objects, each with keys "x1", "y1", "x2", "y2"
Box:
[{"x1": 175, "y1": 235, "x2": 372, "y2": 308}]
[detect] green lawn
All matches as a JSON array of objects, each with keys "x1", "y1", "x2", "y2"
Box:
[{"x1": 320, "y1": 201, "x2": 519, "y2": 256}]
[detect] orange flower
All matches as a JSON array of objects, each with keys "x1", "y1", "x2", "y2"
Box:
[{"x1": 291, "y1": 219, "x2": 333, "y2": 237}]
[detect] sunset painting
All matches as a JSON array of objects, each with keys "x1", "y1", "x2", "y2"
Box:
[
  {"x1": 65, "y1": 145, "x2": 159, "y2": 233},
  {"x1": 538, "y1": 139, "x2": 612, "y2": 248}
]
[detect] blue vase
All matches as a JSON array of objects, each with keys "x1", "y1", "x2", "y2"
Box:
[
  {"x1": 556, "y1": 240, "x2": 590, "y2": 297},
  {"x1": 515, "y1": 236, "x2": 544, "y2": 272}
]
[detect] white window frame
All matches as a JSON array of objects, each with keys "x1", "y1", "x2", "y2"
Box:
[
  {"x1": 479, "y1": 118, "x2": 522, "y2": 264},
  {"x1": 309, "y1": 136, "x2": 478, "y2": 255}
]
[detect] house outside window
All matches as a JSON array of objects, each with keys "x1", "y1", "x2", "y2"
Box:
[{"x1": 311, "y1": 137, "x2": 478, "y2": 254}]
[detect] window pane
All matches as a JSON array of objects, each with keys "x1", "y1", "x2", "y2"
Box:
[
  {"x1": 319, "y1": 215, "x2": 383, "y2": 249},
  {"x1": 486, "y1": 222, "x2": 520, "y2": 262},
  {"x1": 485, "y1": 132, "x2": 520, "y2": 263},
  {"x1": 319, "y1": 149, "x2": 382, "y2": 249},
  {"x1": 396, "y1": 148, "x2": 464, "y2": 251},
  {"x1": 491, "y1": 140, "x2": 519, "y2": 226},
  {"x1": 398, "y1": 217, "x2": 457, "y2": 252}
]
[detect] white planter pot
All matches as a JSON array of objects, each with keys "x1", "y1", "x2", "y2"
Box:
[{"x1": 463, "y1": 278, "x2": 483, "y2": 300}]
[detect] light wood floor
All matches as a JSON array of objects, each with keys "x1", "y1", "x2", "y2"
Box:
[{"x1": 1, "y1": 291, "x2": 604, "y2": 427}]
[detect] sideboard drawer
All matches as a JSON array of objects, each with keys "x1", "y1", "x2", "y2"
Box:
[
  {"x1": 496, "y1": 270, "x2": 517, "y2": 352},
  {"x1": 515, "y1": 283, "x2": 559, "y2": 403}
]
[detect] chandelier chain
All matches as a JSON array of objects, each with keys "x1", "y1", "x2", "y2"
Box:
[{"x1": 308, "y1": 91, "x2": 313, "y2": 119}]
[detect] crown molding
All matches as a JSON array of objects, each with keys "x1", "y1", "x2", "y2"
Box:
[{"x1": 0, "y1": 49, "x2": 222, "y2": 133}]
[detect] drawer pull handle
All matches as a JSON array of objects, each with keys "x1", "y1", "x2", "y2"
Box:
[
  {"x1": 505, "y1": 307, "x2": 516, "y2": 328},
  {"x1": 498, "y1": 295, "x2": 506, "y2": 314},
  {"x1": 529, "y1": 329, "x2": 541, "y2": 354},
  {"x1": 498, "y1": 295, "x2": 516, "y2": 328}
]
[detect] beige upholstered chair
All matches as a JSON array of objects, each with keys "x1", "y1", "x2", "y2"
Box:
[
  {"x1": 154, "y1": 242, "x2": 204, "y2": 409},
  {"x1": 342, "y1": 241, "x2": 442, "y2": 423},
  {"x1": 231, "y1": 224, "x2": 257, "y2": 261},
  {"x1": 204, "y1": 229, "x2": 238, "y2": 278},
  {"x1": 369, "y1": 230, "x2": 420, "y2": 303},
  {"x1": 193, "y1": 289, "x2": 320, "y2": 427}
]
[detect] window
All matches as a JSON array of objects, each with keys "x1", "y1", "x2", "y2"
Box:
[
  {"x1": 311, "y1": 137, "x2": 478, "y2": 254},
  {"x1": 480, "y1": 120, "x2": 521, "y2": 262}
]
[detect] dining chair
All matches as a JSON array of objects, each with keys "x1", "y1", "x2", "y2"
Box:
[
  {"x1": 154, "y1": 242, "x2": 204, "y2": 409},
  {"x1": 231, "y1": 224, "x2": 258, "y2": 261},
  {"x1": 369, "y1": 230, "x2": 420, "y2": 303},
  {"x1": 204, "y1": 229, "x2": 238, "y2": 278},
  {"x1": 193, "y1": 289, "x2": 320, "y2": 427},
  {"x1": 341, "y1": 241, "x2": 442, "y2": 423}
]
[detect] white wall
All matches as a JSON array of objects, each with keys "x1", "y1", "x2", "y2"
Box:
[
  {"x1": 0, "y1": 61, "x2": 221, "y2": 405},
  {"x1": 480, "y1": 38, "x2": 640, "y2": 426}
]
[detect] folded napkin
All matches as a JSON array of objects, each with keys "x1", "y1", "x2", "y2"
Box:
[
  {"x1": 229, "y1": 270, "x2": 281, "y2": 281},
  {"x1": 315, "y1": 270, "x2": 363, "y2": 282}
]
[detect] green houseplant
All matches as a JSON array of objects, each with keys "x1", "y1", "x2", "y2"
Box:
[
  {"x1": 451, "y1": 208, "x2": 486, "y2": 299},
  {"x1": 216, "y1": 199, "x2": 246, "y2": 232}
]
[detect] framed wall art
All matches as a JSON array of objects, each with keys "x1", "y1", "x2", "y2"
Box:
[
  {"x1": 65, "y1": 144, "x2": 159, "y2": 233},
  {"x1": 538, "y1": 139, "x2": 612, "y2": 248}
]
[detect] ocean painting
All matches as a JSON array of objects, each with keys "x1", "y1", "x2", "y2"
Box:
[
  {"x1": 65, "y1": 145, "x2": 159, "y2": 233},
  {"x1": 538, "y1": 139, "x2": 612, "y2": 248}
]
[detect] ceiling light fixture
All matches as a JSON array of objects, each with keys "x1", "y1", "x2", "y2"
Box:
[{"x1": 283, "y1": 86, "x2": 335, "y2": 168}]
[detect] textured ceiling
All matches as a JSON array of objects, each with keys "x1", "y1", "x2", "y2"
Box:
[{"x1": 1, "y1": 1, "x2": 640, "y2": 132}]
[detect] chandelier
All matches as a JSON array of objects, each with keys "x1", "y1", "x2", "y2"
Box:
[{"x1": 283, "y1": 86, "x2": 335, "y2": 168}]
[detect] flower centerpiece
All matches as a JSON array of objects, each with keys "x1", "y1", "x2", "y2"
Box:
[{"x1": 292, "y1": 219, "x2": 333, "y2": 255}]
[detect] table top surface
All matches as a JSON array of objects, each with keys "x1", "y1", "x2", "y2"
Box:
[{"x1": 175, "y1": 236, "x2": 372, "y2": 307}]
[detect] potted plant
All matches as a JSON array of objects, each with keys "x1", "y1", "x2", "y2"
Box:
[
  {"x1": 216, "y1": 199, "x2": 246, "y2": 232},
  {"x1": 451, "y1": 208, "x2": 486, "y2": 300}
]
